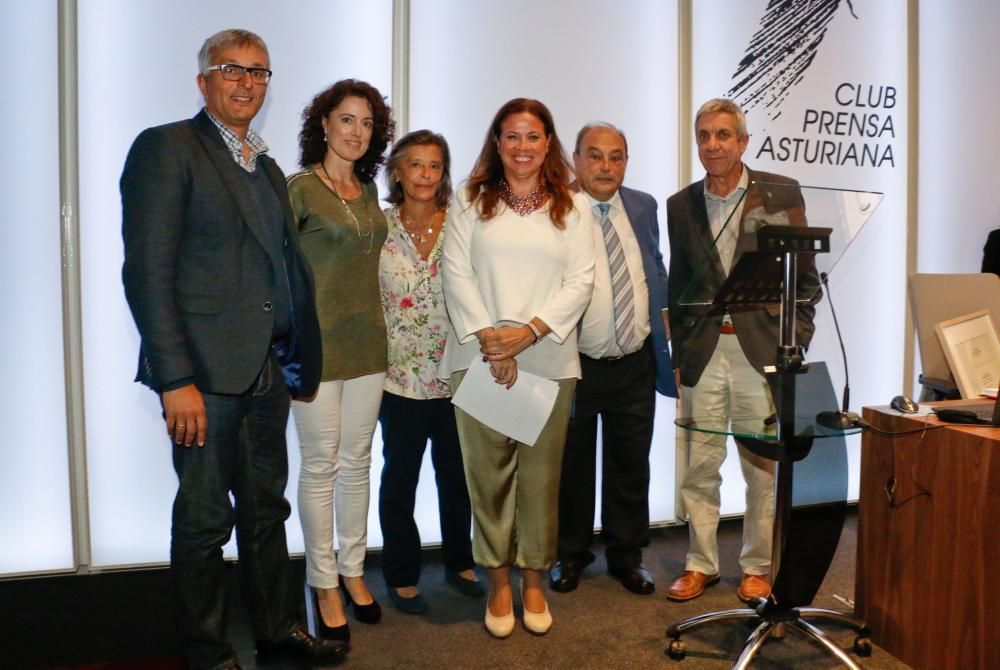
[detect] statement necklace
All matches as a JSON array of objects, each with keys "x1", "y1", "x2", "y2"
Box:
[
  {"x1": 317, "y1": 163, "x2": 374, "y2": 254},
  {"x1": 400, "y1": 208, "x2": 443, "y2": 245},
  {"x1": 499, "y1": 178, "x2": 548, "y2": 216}
]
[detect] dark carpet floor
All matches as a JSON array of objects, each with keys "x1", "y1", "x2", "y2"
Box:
[{"x1": 5, "y1": 510, "x2": 910, "y2": 670}]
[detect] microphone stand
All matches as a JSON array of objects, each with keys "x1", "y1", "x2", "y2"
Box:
[{"x1": 816, "y1": 271, "x2": 861, "y2": 429}]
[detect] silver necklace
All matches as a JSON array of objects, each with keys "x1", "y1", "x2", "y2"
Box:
[{"x1": 317, "y1": 163, "x2": 374, "y2": 254}]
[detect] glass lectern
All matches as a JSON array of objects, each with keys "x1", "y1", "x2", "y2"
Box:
[{"x1": 665, "y1": 182, "x2": 883, "y2": 670}]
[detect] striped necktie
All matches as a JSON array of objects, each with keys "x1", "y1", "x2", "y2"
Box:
[{"x1": 598, "y1": 202, "x2": 636, "y2": 351}]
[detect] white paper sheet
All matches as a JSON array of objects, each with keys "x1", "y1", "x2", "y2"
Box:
[{"x1": 451, "y1": 357, "x2": 559, "y2": 446}]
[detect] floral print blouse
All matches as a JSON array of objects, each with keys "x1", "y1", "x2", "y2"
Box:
[{"x1": 379, "y1": 206, "x2": 452, "y2": 399}]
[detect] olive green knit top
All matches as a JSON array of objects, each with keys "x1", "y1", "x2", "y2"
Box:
[{"x1": 287, "y1": 169, "x2": 388, "y2": 381}]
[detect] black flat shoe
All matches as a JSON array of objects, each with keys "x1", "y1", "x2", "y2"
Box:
[
  {"x1": 445, "y1": 570, "x2": 486, "y2": 598},
  {"x1": 256, "y1": 623, "x2": 348, "y2": 664},
  {"x1": 387, "y1": 586, "x2": 428, "y2": 614},
  {"x1": 340, "y1": 576, "x2": 382, "y2": 624},
  {"x1": 310, "y1": 587, "x2": 351, "y2": 642},
  {"x1": 608, "y1": 564, "x2": 656, "y2": 595}
]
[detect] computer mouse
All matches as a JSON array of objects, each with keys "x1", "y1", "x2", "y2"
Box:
[{"x1": 890, "y1": 395, "x2": 918, "y2": 413}]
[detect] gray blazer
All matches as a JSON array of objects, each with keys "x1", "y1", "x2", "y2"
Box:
[
  {"x1": 666, "y1": 168, "x2": 820, "y2": 388},
  {"x1": 121, "y1": 110, "x2": 321, "y2": 397}
]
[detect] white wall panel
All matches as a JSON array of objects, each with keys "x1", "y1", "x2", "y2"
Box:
[
  {"x1": 410, "y1": 0, "x2": 680, "y2": 525},
  {"x1": 692, "y1": 1, "x2": 909, "y2": 507},
  {"x1": 917, "y1": 0, "x2": 1000, "y2": 274},
  {"x1": 77, "y1": 0, "x2": 392, "y2": 567},
  {"x1": 0, "y1": 3, "x2": 75, "y2": 575},
  {"x1": 14, "y1": 0, "x2": 966, "y2": 576}
]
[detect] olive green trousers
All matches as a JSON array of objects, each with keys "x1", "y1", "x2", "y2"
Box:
[{"x1": 451, "y1": 370, "x2": 576, "y2": 570}]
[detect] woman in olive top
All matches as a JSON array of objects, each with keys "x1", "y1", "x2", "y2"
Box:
[{"x1": 287, "y1": 79, "x2": 394, "y2": 640}]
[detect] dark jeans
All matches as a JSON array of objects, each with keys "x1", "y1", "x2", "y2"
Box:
[
  {"x1": 170, "y1": 350, "x2": 294, "y2": 670},
  {"x1": 378, "y1": 392, "x2": 475, "y2": 587},
  {"x1": 557, "y1": 338, "x2": 656, "y2": 571}
]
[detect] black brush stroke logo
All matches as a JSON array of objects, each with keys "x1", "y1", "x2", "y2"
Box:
[{"x1": 728, "y1": 0, "x2": 858, "y2": 120}]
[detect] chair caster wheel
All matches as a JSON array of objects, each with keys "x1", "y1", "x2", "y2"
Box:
[
  {"x1": 854, "y1": 636, "x2": 872, "y2": 657},
  {"x1": 666, "y1": 639, "x2": 685, "y2": 660}
]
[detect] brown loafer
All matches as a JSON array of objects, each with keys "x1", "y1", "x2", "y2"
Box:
[
  {"x1": 736, "y1": 573, "x2": 771, "y2": 602},
  {"x1": 666, "y1": 570, "x2": 721, "y2": 601}
]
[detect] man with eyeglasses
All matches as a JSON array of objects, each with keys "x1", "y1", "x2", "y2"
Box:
[{"x1": 121, "y1": 29, "x2": 340, "y2": 669}]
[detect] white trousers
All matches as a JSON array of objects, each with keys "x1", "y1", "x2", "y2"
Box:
[
  {"x1": 292, "y1": 372, "x2": 386, "y2": 588},
  {"x1": 679, "y1": 334, "x2": 776, "y2": 576}
]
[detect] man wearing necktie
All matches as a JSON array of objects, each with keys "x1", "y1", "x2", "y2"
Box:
[
  {"x1": 665, "y1": 98, "x2": 818, "y2": 603},
  {"x1": 549, "y1": 123, "x2": 677, "y2": 596}
]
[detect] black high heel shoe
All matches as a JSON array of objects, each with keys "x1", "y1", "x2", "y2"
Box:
[
  {"x1": 339, "y1": 576, "x2": 382, "y2": 624},
  {"x1": 308, "y1": 585, "x2": 351, "y2": 642}
]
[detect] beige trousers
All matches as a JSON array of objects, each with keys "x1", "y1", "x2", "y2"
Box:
[
  {"x1": 678, "y1": 334, "x2": 776, "y2": 576},
  {"x1": 451, "y1": 370, "x2": 576, "y2": 570}
]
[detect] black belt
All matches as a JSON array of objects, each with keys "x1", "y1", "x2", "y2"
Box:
[{"x1": 583, "y1": 338, "x2": 650, "y2": 363}]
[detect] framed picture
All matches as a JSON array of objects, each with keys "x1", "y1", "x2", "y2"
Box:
[{"x1": 935, "y1": 309, "x2": 1000, "y2": 399}]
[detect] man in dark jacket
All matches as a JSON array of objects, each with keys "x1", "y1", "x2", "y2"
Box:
[
  {"x1": 121, "y1": 28, "x2": 340, "y2": 670},
  {"x1": 665, "y1": 99, "x2": 818, "y2": 604}
]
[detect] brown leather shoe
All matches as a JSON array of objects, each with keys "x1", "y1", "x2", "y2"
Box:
[
  {"x1": 736, "y1": 573, "x2": 771, "y2": 602},
  {"x1": 666, "y1": 570, "x2": 721, "y2": 601}
]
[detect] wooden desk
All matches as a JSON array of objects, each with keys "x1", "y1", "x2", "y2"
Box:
[{"x1": 856, "y1": 406, "x2": 1000, "y2": 670}]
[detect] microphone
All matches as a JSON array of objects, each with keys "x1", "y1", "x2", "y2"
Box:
[{"x1": 815, "y1": 272, "x2": 861, "y2": 430}]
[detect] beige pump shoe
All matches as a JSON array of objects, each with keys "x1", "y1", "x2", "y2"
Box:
[
  {"x1": 520, "y1": 584, "x2": 552, "y2": 635},
  {"x1": 484, "y1": 591, "x2": 515, "y2": 638}
]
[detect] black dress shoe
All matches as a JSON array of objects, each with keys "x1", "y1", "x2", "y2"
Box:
[
  {"x1": 256, "y1": 623, "x2": 348, "y2": 664},
  {"x1": 311, "y1": 587, "x2": 351, "y2": 642},
  {"x1": 340, "y1": 576, "x2": 382, "y2": 624},
  {"x1": 548, "y1": 560, "x2": 584, "y2": 593},
  {"x1": 608, "y1": 564, "x2": 656, "y2": 595}
]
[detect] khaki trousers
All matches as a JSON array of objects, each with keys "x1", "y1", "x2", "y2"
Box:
[
  {"x1": 678, "y1": 334, "x2": 776, "y2": 576},
  {"x1": 451, "y1": 370, "x2": 576, "y2": 570}
]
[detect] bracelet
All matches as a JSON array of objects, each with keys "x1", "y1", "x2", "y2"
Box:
[{"x1": 526, "y1": 321, "x2": 543, "y2": 343}]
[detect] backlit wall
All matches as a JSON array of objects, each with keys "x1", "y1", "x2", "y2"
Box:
[
  {"x1": 408, "y1": 0, "x2": 681, "y2": 531},
  {"x1": 77, "y1": 0, "x2": 392, "y2": 566},
  {"x1": 5, "y1": 0, "x2": 993, "y2": 576},
  {"x1": 0, "y1": 2, "x2": 74, "y2": 575},
  {"x1": 690, "y1": 0, "x2": 908, "y2": 505}
]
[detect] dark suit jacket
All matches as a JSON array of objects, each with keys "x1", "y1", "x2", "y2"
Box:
[
  {"x1": 983, "y1": 228, "x2": 1000, "y2": 276},
  {"x1": 618, "y1": 186, "x2": 677, "y2": 398},
  {"x1": 121, "y1": 110, "x2": 321, "y2": 397},
  {"x1": 666, "y1": 168, "x2": 819, "y2": 388}
]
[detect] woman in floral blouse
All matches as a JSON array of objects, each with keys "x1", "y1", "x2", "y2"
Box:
[{"x1": 378, "y1": 130, "x2": 484, "y2": 613}]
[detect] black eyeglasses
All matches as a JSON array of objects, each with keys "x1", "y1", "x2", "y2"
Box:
[{"x1": 202, "y1": 63, "x2": 272, "y2": 84}]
